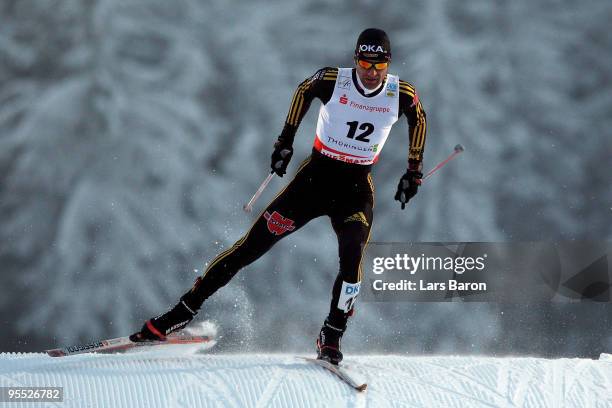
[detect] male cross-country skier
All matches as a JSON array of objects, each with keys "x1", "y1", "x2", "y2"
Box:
[{"x1": 130, "y1": 28, "x2": 427, "y2": 365}]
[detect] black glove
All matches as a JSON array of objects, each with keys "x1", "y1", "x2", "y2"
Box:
[
  {"x1": 270, "y1": 140, "x2": 293, "y2": 177},
  {"x1": 394, "y1": 169, "x2": 423, "y2": 209}
]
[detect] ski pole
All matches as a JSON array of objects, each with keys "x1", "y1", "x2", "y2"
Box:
[
  {"x1": 243, "y1": 148, "x2": 291, "y2": 212},
  {"x1": 422, "y1": 144, "x2": 464, "y2": 181},
  {"x1": 243, "y1": 171, "x2": 274, "y2": 213}
]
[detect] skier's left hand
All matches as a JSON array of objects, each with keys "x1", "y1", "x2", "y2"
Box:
[{"x1": 394, "y1": 169, "x2": 422, "y2": 209}]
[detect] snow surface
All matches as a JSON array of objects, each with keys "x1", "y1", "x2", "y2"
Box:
[{"x1": 1, "y1": 349, "x2": 611, "y2": 407}]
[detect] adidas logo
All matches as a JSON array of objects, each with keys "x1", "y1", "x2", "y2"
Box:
[{"x1": 343, "y1": 212, "x2": 369, "y2": 227}]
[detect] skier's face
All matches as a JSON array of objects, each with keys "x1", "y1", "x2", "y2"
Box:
[{"x1": 355, "y1": 58, "x2": 389, "y2": 89}]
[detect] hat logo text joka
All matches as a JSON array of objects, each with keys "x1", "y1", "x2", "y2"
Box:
[{"x1": 359, "y1": 44, "x2": 386, "y2": 53}]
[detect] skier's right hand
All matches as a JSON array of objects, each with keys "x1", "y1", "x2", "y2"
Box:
[{"x1": 270, "y1": 140, "x2": 293, "y2": 177}]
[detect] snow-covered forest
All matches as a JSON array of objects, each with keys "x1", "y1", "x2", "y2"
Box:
[{"x1": 0, "y1": 0, "x2": 610, "y2": 355}]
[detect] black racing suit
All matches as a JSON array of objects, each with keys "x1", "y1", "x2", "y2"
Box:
[{"x1": 181, "y1": 67, "x2": 427, "y2": 332}]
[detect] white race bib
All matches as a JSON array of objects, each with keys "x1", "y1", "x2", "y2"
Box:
[{"x1": 314, "y1": 68, "x2": 400, "y2": 165}]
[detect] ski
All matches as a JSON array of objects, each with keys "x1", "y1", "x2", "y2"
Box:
[
  {"x1": 301, "y1": 357, "x2": 367, "y2": 392},
  {"x1": 46, "y1": 333, "x2": 213, "y2": 357}
]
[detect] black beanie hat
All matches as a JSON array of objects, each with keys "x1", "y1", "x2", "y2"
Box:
[{"x1": 355, "y1": 28, "x2": 391, "y2": 62}]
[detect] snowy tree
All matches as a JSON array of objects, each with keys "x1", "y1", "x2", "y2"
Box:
[{"x1": 0, "y1": 0, "x2": 610, "y2": 355}]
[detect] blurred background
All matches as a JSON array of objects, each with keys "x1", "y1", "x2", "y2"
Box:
[{"x1": 1, "y1": 0, "x2": 610, "y2": 357}]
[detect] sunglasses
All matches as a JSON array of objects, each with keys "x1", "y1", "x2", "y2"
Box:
[{"x1": 357, "y1": 59, "x2": 389, "y2": 70}]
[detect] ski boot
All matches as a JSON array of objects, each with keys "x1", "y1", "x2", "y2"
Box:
[
  {"x1": 316, "y1": 320, "x2": 344, "y2": 365},
  {"x1": 130, "y1": 300, "x2": 197, "y2": 342}
]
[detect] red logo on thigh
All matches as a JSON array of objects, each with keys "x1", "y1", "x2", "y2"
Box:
[{"x1": 263, "y1": 211, "x2": 296, "y2": 235}]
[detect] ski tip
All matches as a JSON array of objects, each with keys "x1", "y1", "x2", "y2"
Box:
[
  {"x1": 46, "y1": 349, "x2": 66, "y2": 358},
  {"x1": 356, "y1": 383, "x2": 368, "y2": 392}
]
